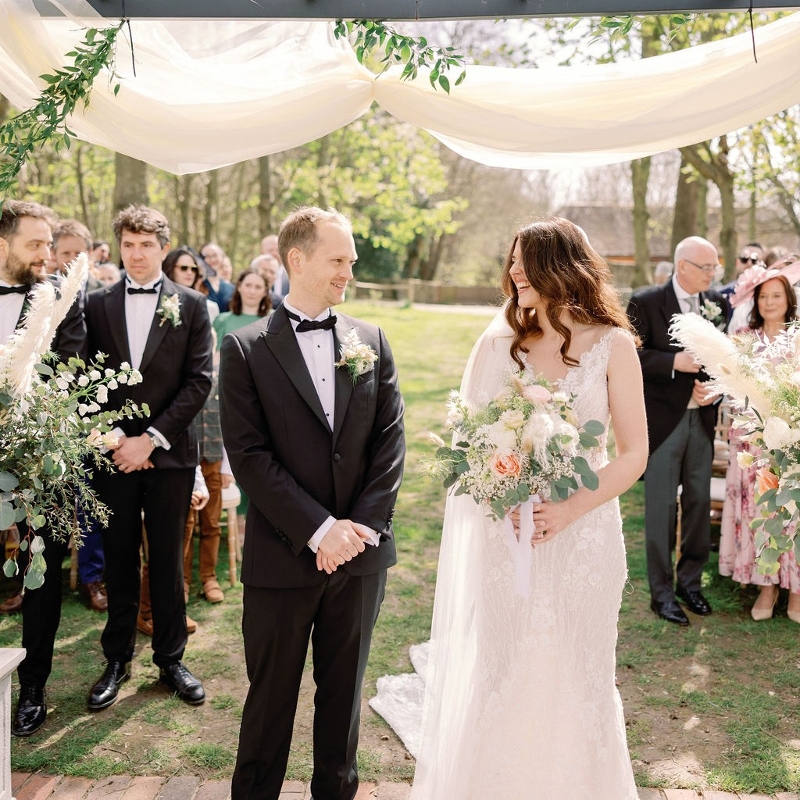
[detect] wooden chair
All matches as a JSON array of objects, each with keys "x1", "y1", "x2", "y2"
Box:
[{"x1": 220, "y1": 483, "x2": 242, "y2": 587}]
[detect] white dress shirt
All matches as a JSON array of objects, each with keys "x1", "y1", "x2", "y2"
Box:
[
  {"x1": 0, "y1": 284, "x2": 26, "y2": 345},
  {"x1": 671, "y1": 275, "x2": 700, "y2": 408},
  {"x1": 282, "y1": 300, "x2": 379, "y2": 553}
]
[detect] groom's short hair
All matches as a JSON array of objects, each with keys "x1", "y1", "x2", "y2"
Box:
[
  {"x1": 278, "y1": 206, "x2": 351, "y2": 272},
  {"x1": 0, "y1": 200, "x2": 57, "y2": 241}
]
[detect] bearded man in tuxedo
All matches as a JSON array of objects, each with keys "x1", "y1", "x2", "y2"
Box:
[
  {"x1": 0, "y1": 200, "x2": 86, "y2": 737},
  {"x1": 220, "y1": 207, "x2": 405, "y2": 800}
]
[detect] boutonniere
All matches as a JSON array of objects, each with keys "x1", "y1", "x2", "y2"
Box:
[
  {"x1": 157, "y1": 293, "x2": 182, "y2": 328},
  {"x1": 701, "y1": 299, "x2": 725, "y2": 328},
  {"x1": 335, "y1": 328, "x2": 378, "y2": 383}
]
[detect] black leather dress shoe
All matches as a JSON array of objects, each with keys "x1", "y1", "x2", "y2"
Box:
[
  {"x1": 159, "y1": 661, "x2": 205, "y2": 705},
  {"x1": 88, "y1": 661, "x2": 131, "y2": 710},
  {"x1": 12, "y1": 684, "x2": 47, "y2": 737},
  {"x1": 651, "y1": 599, "x2": 690, "y2": 626},
  {"x1": 676, "y1": 585, "x2": 713, "y2": 616}
]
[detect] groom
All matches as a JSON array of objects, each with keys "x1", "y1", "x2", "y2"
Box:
[{"x1": 219, "y1": 206, "x2": 405, "y2": 800}]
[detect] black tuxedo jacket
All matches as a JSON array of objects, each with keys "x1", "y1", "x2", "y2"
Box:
[
  {"x1": 627, "y1": 281, "x2": 728, "y2": 455},
  {"x1": 11, "y1": 274, "x2": 87, "y2": 362},
  {"x1": 84, "y1": 276, "x2": 213, "y2": 470},
  {"x1": 218, "y1": 305, "x2": 405, "y2": 589}
]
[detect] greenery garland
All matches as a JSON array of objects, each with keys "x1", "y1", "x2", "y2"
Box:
[
  {"x1": 0, "y1": 21, "x2": 124, "y2": 204},
  {"x1": 333, "y1": 19, "x2": 467, "y2": 93}
]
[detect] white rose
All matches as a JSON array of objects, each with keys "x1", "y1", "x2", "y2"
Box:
[
  {"x1": 89, "y1": 370, "x2": 101, "y2": 381},
  {"x1": 737, "y1": 451, "x2": 755, "y2": 468},
  {"x1": 501, "y1": 409, "x2": 526, "y2": 430},
  {"x1": 487, "y1": 421, "x2": 517, "y2": 451},
  {"x1": 78, "y1": 375, "x2": 89, "y2": 387},
  {"x1": 762, "y1": 417, "x2": 793, "y2": 451},
  {"x1": 96, "y1": 385, "x2": 109, "y2": 404},
  {"x1": 120, "y1": 361, "x2": 131, "y2": 371}
]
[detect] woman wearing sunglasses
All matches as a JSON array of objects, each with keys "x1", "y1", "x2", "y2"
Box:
[{"x1": 162, "y1": 246, "x2": 219, "y2": 322}]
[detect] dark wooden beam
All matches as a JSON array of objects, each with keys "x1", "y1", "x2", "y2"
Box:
[{"x1": 35, "y1": 0, "x2": 800, "y2": 19}]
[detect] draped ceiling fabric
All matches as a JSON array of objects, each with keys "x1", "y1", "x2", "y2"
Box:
[{"x1": 1, "y1": 0, "x2": 800, "y2": 173}]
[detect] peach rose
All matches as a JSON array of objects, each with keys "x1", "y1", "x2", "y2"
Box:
[
  {"x1": 756, "y1": 467, "x2": 779, "y2": 496},
  {"x1": 489, "y1": 452, "x2": 522, "y2": 478},
  {"x1": 523, "y1": 384, "x2": 553, "y2": 404}
]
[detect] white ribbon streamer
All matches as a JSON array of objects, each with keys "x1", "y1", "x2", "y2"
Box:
[{"x1": 503, "y1": 494, "x2": 539, "y2": 598}]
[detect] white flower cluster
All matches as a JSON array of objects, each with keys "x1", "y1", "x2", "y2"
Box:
[{"x1": 335, "y1": 328, "x2": 378, "y2": 383}]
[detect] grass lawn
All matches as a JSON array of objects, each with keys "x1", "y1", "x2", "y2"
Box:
[{"x1": 1, "y1": 300, "x2": 798, "y2": 792}]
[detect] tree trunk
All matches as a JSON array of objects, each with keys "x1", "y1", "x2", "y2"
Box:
[
  {"x1": 75, "y1": 144, "x2": 91, "y2": 232},
  {"x1": 671, "y1": 153, "x2": 698, "y2": 254},
  {"x1": 258, "y1": 155, "x2": 273, "y2": 236},
  {"x1": 695, "y1": 178, "x2": 708, "y2": 238},
  {"x1": 203, "y1": 170, "x2": 219, "y2": 244},
  {"x1": 404, "y1": 233, "x2": 424, "y2": 280},
  {"x1": 113, "y1": 153, "x2": 148, "y2": 211},
  {"x1": 174, "y1": 174, "x2": 195, "y2": 246},
  {"x1": 423, "y1": 232, "x2": 448, "y2": 282},
  {"x1": 229, "y1": 163, "x2": 247, "y2": 268},
  {"x1": 630, "y1": 157, "x2": 651, "y2": 287},
  {"x1": 681, "y1": 137, "x2": 736, "y2": 279}
]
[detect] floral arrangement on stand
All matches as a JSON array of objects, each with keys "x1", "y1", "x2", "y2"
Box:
[
  {"x1": 670, "y1": 312, "x2": 800, "y2": 573},
  {"x1": 0, "y1": 254, "x2": 147, "y2": 589}
]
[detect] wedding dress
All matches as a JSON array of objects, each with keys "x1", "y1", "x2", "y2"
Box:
[{"x1": 410, "y1": 313, "x2": 638, "y2": 800}]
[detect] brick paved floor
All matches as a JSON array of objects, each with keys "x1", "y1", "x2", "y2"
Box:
[{"x1": 11, "y1": 773, "x2": 800, "y2": 799}]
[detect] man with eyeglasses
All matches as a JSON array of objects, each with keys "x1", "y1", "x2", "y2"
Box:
[{"x1": 626, "y1": 236, "x2": 729, "y2": 626}]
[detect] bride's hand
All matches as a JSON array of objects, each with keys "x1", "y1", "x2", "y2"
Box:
[{"x1": 531, "y1": 498, "x2": 576, "y2": 544}]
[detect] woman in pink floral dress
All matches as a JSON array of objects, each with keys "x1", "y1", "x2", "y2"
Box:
[{"x1": 720, "y1": 265, "x2": 800, "y2": 621}]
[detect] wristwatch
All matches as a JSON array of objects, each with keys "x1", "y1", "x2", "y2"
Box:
[{"x1": 146, "y1": 432, "x2": 164, "y2": 449}]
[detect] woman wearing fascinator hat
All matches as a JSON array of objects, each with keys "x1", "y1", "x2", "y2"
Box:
[
  {"x1": 728, "y1": 254, "x2": 800, "y2": 331},
  {"x1": 721, "y1": 257, "x2": 800, "y2": 622}
]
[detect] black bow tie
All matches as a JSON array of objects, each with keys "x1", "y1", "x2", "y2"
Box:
[
  {"x1": 127, "y1": 280, "x2": 162, "y2": 295},
  {"x1": 0, "y1": 284, "x2": 29, "y2": 296},
  {"x1": 286, "y1": 309, "x2": 337, "y2": 332}
]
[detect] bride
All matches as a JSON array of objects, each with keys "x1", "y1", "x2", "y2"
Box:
[{"x1": 410, "y1": 218, "x2": 648, "y2": 799}]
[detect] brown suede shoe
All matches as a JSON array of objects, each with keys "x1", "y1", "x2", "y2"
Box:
[
  {"x1": 0, "y1": 592, "x2": 23, "y2": 615},
  {"x1": 81, "y1": 581, "x2": 108, "y2": 612},
  {"x1": 201, "y1": 580, "x2": 224, "y2": 604},
  {"x1": 136, "y1": 615, "x2": 154, "y2": 636}
]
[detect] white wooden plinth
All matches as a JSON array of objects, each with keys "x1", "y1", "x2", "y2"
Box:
[{"x1": 0, "y1": 649, "x2": 25, "y2": 800}]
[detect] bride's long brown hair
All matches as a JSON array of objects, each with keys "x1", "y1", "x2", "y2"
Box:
[{"x1": 502, "y1": 217, "x2": 636, "y2": 370}]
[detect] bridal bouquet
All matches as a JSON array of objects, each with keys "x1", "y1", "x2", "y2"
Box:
[
  {"x1": 428, "y1": 371, "x2": 604, "y2": 520},
  {"x1": 670, "y1": 313, "x2": 800, "y2": 572},
  {"x1": 0, "y1": 255, "x2": 148, "y2": 589}
]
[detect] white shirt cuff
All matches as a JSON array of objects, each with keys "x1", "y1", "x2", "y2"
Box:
[
  {"x1": 307, "y1": 516, "x2": 336, "y2": 553},
  {"x1": 147, "y1": 426, "x2": 171, "y2": 450}
]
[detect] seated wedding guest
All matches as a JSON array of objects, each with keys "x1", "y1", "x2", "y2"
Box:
[
  {"x1": 260, "y1": 233, "x2": 289, "y2": 299},
  {"x1": 765, "y1": 246, "x2": 790, "y2": 267},
  {"x1": 163, "y1": 246, "x2": 219, "y2": 322},
  {"x1": 720, "y1": 262, "x2": 800, "y2": 623},
  {"x1": 96, "y1": 262, "x2": 121, "y2": 286},
  {"x1": 720, "y1": 243, "x2": 764, "y2": 305},
  {"x1": 199, "y1": 242, "x2": 234, "y2": 312},
  {"x1": 52, "y1": 219, "x2": 107, "y2": 611},
  {"x1": 249, "y1": 253, "x2": 283, "y2": 309},
  {"x1": 212, "y1": 267, "x2": 272, "y2": 346},
  {"x1": 653, "y1": 260, "x2": 673, "y2": 285}
]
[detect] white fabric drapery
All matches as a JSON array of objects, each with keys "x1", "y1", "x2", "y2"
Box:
[{"x1": 1, "y1": 0, "x2": 800, "y2": 173}]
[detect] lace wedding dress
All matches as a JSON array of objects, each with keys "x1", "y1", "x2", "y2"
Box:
[{"x1": 410, "y1": 314, "x2": 638, "y2": 800}]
